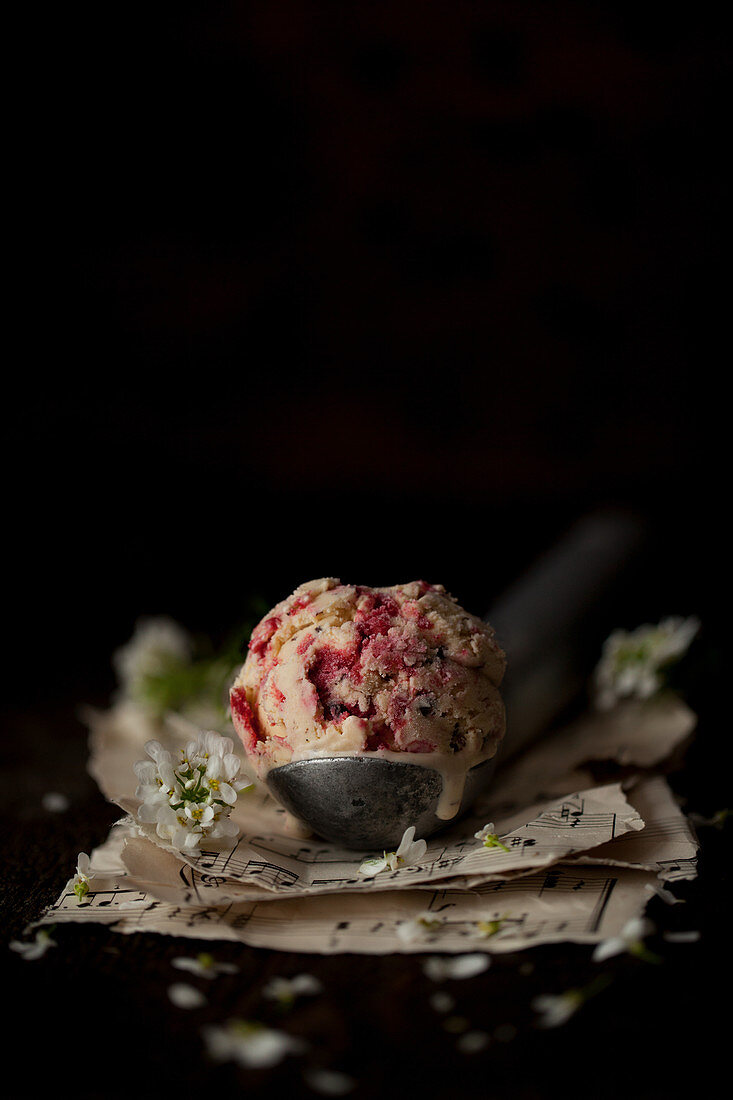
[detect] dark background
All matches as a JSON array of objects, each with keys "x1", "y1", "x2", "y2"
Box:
[
  {"x1": 3, "y1": 4, "x2": 727, "y2": 1098},
  {"x1": 6, "y1": 0, "x2": 723, "y2": 706}
]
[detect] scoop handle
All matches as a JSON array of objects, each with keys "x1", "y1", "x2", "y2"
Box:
[{"x1": 486, "y1": 508, "x2": 648, "y2": 759}]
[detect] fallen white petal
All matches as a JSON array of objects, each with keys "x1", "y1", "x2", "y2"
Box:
[
  {"x1": 592, "y1": 937, "x2": 625, "y2": 962},
  {"x1": 172, "y1": 955, "x2": 239, "y2": 978},
  {"x1": 645, "y1": 882, "x2": 684, "y2": 905},
  {"x1": 532, "y1": 992, "x2": 581, "y2": 1028},
  {"x1": 358, "y1": 857, "x2": 388, "y2": 877},
  {"x1": 423, "y1": 954, "x2": 490, "y2": 981},
  {"x1": 168, "y1": 983, "x2": 207, "y2": 1009},
  {"x1": 42, "y1": 792, "x2": 70, "y2": 813},
  {"x1": 263, "y1": 974, "x2": 323, "y2": 1001},
  {"x1": 202, "y1": 1025, "x2": 305, "y2": 1069},
  {"x1": 9, "y1": 930, "x2": 57, "y2": 960}
]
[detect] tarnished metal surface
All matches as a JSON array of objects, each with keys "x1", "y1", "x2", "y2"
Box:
[
  {"x1": 266, "y1": 755, "x2": 497, "y2": 850},
  {"x1": 267, "y1": 512, "x2": 647, "y2": 851}
]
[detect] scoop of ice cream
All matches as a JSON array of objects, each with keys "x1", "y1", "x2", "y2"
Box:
[{"x1": 230, "y1": 578, "x2": 506, "y2": 782}]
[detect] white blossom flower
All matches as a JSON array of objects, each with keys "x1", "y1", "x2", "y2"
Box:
[
  {"x1": 303, "y1": 1068, "x2": 357, "y2": 1095},
  {"x1": 183, "y1": 801, "x2": 216, "y2": 829},
  {"x1": 202, "y1": 1019, "x2": 307, "y2": 1069},
  {"x1": 113, "y1": 617, "x2": 192, "y2": 699},
  {"x1": 145, "y1": 803, "x2": 202, "y2": 849},
  {"x1": 73, "y1": 853, "x2": 93, "y2": 904},
  {"x1": 133, "y1": 730, "x2": 253, "y2": 851},
  {"x1": 593, "y1": 616, "x2": 700, "y2": 710},
  {"x1": 396, "y1": 911, "x2": 446, "y2": 944},
  {"x1": 205, "y1": 814, "x2": 240, "y2": 842},
  {"x1": 199, "y1": 752, "x2": 242, "y2": 806},
  {"x1": 423, "y1": 954, "x2": 490, "y2": 981},
  {"x1": 112, "y1": 617, "x2": 247, "y2": 727},
  {"x1": 134, "y1": 741, "x2": 181, "y2": 808},
  {"x1": 168, "y1": 983, "x2": 208, "y2": 1009},
  {"x1": 184, "y1": 729, "x2": 234, "y2": 767},
  {"x1": 474, "y1": 824, "x2": 510, "y2": 853},
  {"x1": 172, "y1": 952, "x2": 239, "y2": 979},
  {"x1": 592, "y1": 916, "x2": 658, "y2": 963},
  {"x1": 358, "y1": 826, "x2": 427, "y2": 877},
  {"x1": 9, "y1": 928, "x2": 57, "y2": 960},
  {"x1": 262, "y1": 973, "x2": 323, "y2": 1007}
]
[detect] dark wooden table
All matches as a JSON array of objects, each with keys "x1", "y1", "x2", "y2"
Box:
[
  {"x1": 4, "y1": 578, "x2": 729, "y2": 1100},
  {"x1": 5, "y1": 1, "x2": 723, "y2": 1091}
]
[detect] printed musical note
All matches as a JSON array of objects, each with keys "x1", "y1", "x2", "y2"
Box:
[{"x1": 241, "y1": 860, "x2": 300, "y2": 887}]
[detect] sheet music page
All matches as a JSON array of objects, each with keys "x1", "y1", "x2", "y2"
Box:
[
  {"x1": 36, "y1": 825, "x2": 662, "y2": 955},
  {"x1": 573, "y1": 774, "x2": 699, "y2": 881},
  {"x1": 112, "y1": 781, "x2": 643, "y2": 900},
  {"x1": 118, "y1": 774, "x2": 697, "y2": 903},
  {"x1": 49, "y1": 688, "x2": 698, "y2": 954}
]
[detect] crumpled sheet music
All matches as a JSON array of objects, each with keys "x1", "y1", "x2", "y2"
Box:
[{"x1": 36, "y1": 693, "x2": 699, "y2": 954}]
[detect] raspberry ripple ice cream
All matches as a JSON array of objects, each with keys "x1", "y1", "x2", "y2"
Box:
[{"x1": 230, "y1": 578, "x2": 506, "y2": 824}]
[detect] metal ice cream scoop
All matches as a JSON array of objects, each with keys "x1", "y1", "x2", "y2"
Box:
[
  {"x1": 268, "y1": 753, "x2": 499, "y2": 850},
  {"x1": 265, "y1": 509, "x2": 646, "y2": 850}
]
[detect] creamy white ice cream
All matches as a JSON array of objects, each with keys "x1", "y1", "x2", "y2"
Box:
[{"x1": 230, "y1": 578, "x2": 506, "y2": 793}]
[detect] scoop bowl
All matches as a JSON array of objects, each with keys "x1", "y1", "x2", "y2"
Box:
[{"x1": 266, "y1": 754, "x2": 498, "y2": 850}]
